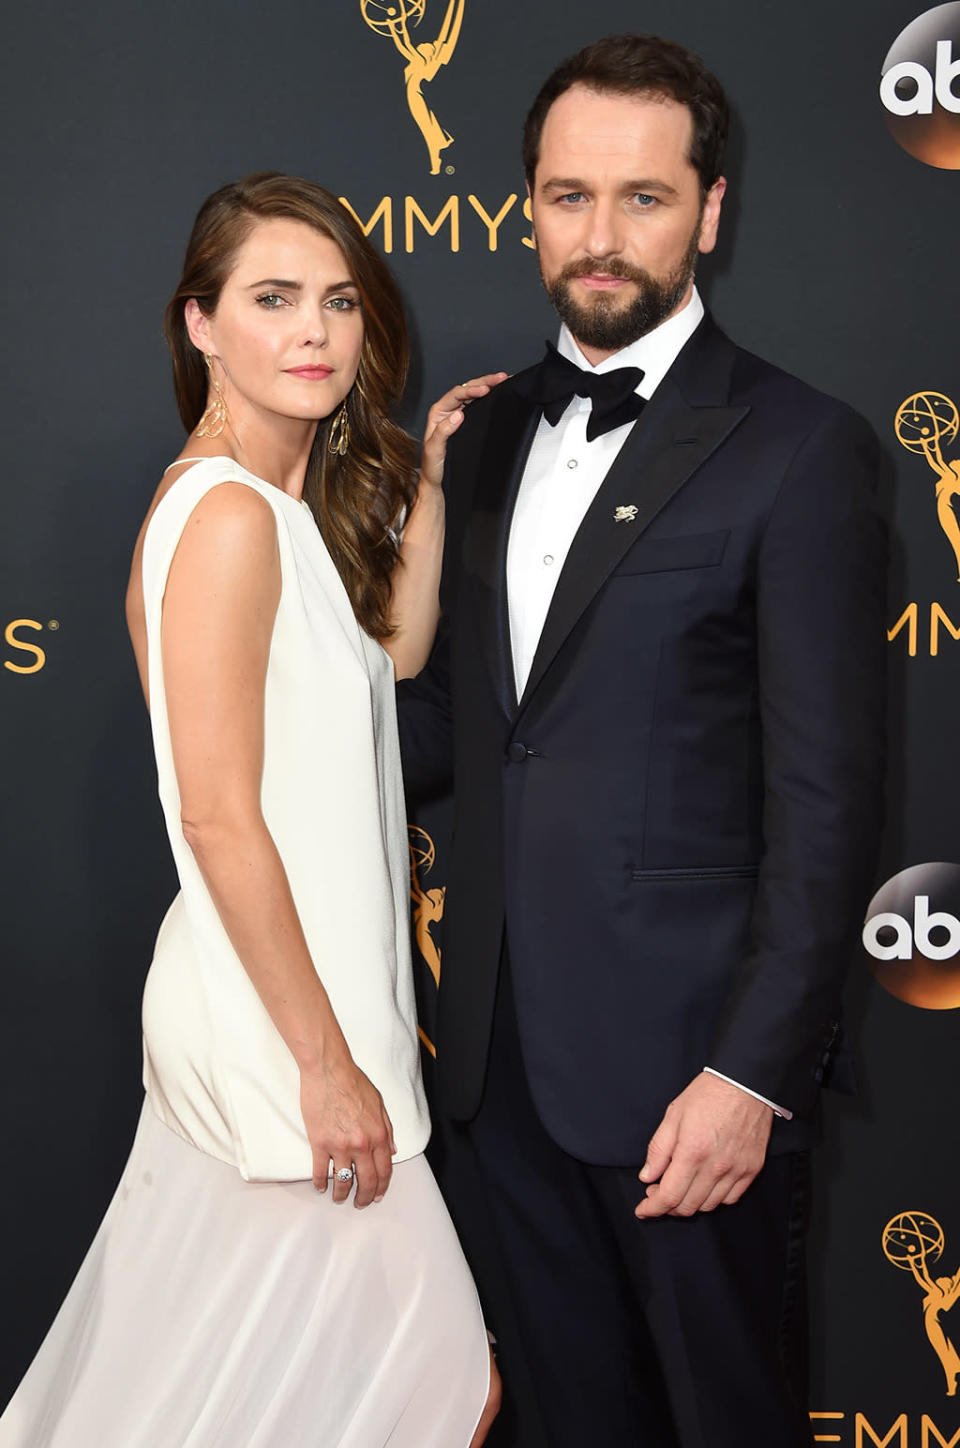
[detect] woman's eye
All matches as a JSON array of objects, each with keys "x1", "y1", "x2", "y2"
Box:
[
  {"x1": 256, "y1": 293, "x2": 287, "y2": 308},
  {"x1": 327, "y1": 295, "x2": 360, "y2": 311}
]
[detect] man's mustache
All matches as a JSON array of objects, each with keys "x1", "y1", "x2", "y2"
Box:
[{"x1": 557, "y1": 257, "x2": 648, "y2": 286}]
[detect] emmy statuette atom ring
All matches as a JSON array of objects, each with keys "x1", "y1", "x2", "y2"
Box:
[{"x1": 335, "y1": 1166, "x2": 355, "y2": 1184}]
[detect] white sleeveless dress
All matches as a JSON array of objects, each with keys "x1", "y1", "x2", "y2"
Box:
[{"x1": 0, "y1": 459, "x2": 489, "y2": 1447}]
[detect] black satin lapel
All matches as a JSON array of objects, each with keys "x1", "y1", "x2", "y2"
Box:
[
  {"x1": 463, "y1": 389, "x2": 541, "y2": 716},
  {"x1": 517, "y1": 381, "x2": 750, "y2": 715}
]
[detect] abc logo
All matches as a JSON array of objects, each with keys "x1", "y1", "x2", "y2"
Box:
[
  {"x1": 862, "y1": 862, "x2": 960, "y2": 1008},
  {"x1": 880, "y1": 3, "x2": 960, "y2": 168}
]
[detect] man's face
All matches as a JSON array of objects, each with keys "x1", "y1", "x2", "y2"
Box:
[{"x1": 529, "y1": 86, "x2": 725, "y2": 364}]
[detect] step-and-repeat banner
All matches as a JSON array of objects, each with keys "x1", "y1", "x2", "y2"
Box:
[{"x1": 4, "y1": 1, "x2": 960, "y2": 1441}]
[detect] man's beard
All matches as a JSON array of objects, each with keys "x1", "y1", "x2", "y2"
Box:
[{"x1": 541, "y1": 224, "x2": 702, "y2": 353}]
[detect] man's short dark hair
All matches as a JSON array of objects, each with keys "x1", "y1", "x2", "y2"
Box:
[{"x1": 522, "y1": 34, "x2": 730, "y2": 196}]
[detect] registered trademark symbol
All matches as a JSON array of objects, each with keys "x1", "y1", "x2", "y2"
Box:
[
  {"x1": 445, "y1": 164, "x2": 455, "y2": 175},
  {"x1": 47, "y1": 619, "x2": 59, "y2": 630}
]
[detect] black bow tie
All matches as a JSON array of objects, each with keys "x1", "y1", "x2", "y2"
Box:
[{"x1": 528, "y1": 341, "x2": 646, "y2": 442}]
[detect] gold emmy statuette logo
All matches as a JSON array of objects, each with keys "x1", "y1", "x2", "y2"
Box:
[
  {"x1": 360, "y1": 0, "x2": 465, "y2": 175},
  {"x1": 883, "y1": 1210, "x2": 960, "y2": 1394},
  {"x1": 896, "y1": 391, "x2": 960, "y2": 579},
  {"x1": 408, "y1": 824, "x2": 445, "y2": 1057}
]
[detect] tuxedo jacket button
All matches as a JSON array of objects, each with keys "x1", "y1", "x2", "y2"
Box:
[{"x1": 507, "y1": 741, "x2": 528, "y2": 763}]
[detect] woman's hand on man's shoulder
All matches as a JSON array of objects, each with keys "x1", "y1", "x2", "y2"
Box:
[{"x1": 420, "y1": 372, "x2": 508, "y2": 489}]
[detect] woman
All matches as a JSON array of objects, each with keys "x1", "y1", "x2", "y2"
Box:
[{"x1": 0, "y1": 173, "x2": 503, "y2": 1446}]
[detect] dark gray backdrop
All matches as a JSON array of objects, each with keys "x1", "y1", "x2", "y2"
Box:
[{"x1": 3, "y1": 2, "x2": 959, "y2": 1442}]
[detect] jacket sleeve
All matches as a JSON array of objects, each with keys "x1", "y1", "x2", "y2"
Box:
[{"x1": 707, "y1": 405, "x2": 887, "y2": 1116}]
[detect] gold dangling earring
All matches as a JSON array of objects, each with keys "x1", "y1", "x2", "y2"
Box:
[
  {"x1": 327, "y1": 399, "x2": 351, "y2": 456},
  {"x1": 197, "y1": 353, "x2": 227, "y2": 438}
]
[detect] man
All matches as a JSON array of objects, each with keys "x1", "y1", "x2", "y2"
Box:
[{"x1": 399, "y1": 34, "x2": 885, "y2": 1448}]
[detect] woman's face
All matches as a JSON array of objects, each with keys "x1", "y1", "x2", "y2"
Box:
[{"x1": 186, "y1": 217, "x2": 365, "y2": 425}]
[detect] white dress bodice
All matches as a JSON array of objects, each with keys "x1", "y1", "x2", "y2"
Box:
[{"x1": 139, "y1": 457, "x2": 429, "y2": 1180}]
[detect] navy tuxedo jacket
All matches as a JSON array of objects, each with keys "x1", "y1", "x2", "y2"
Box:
[{"x1": 398, "y1": 315, "x2": 886, "y2": 1164}]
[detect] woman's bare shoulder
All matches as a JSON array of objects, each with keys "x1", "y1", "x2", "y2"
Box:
[{"x1": 127, "y1": 470, "x2": 277, "y2": 655}]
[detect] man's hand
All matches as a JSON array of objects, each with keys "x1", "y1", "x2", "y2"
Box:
[{"x1": 635, "y1": 1071, "x2": 773, "y2": 1219}]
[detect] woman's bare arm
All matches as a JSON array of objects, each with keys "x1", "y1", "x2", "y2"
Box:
[{"x1": 161, "y1": 481, "x2": 394, "y2": 1206}]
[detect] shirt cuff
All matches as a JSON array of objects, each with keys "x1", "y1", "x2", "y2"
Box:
[{"x1": 703, "y1": 1067, "x2": 793, "y2": 1120}]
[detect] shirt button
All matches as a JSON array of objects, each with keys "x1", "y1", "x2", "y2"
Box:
[
  {"x1": 567, "y1": 458, "x2": 578, "y2": 470},
  {"x1": 543, "y1": 554, "x2": 554, "y2": 565}
]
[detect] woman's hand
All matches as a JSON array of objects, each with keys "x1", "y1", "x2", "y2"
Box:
[
  {"x1": 420, "y1": 373, "x2": 508, "y2": 490},
  {"x1": 300, "y1": 1051, "x2": 397, "y2": 1208}
]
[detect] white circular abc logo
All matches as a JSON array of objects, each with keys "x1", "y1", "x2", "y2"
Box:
[
  {"x1": 880, "y1": 3, "x2": 960, "y2": 167},
  {"x1": 862, "y1": 862, "x2": 960, "y2": 1008}
]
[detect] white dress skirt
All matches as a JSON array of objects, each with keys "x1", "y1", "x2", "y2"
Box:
[
  {"x1": 0, "y1": 461, "x2": 489, "y2": 1444},
  {"x1": 0, "y1": 1101, "x2": 489, "y2": 1446}
]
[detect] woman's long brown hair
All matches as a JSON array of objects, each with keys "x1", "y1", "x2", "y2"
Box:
[{"x1": 164, "y1": 173, "x2": 419, "y2": 639}]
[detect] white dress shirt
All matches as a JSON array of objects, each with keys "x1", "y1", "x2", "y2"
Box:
[
  {"x1": 506, "y1": 290, "x2": 704, "y2": 699},
  {"x1": 504, "y1": 288, "x2": 791, "y2": 1121}
]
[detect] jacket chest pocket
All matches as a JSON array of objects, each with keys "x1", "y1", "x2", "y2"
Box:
[
  {"x1": 611, "y1": 528, "x2": 729, "y2": 577},
  {"x1": 631, "y1": 864, "x2": 759, "y2": 883}
]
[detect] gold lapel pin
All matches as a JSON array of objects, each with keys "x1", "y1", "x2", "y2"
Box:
[{"x1": 614, "y1": 505, "x2": 638, "y2": 523}]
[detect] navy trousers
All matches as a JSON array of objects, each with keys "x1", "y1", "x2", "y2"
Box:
[{"x1": 461, "y1": 955, "x2": 813, "y2": 1448}]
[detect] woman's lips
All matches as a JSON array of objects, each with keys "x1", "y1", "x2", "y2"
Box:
[{"x1": 285, "y1": 366, "x2": 334, "y2": 380}]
